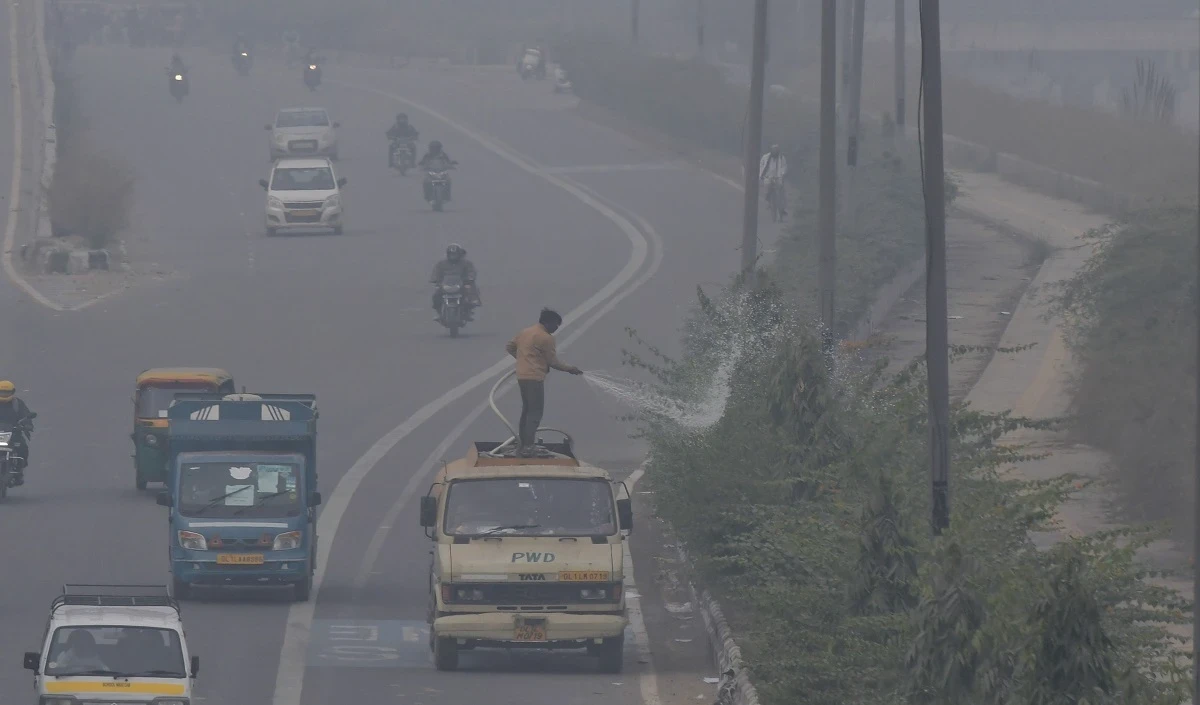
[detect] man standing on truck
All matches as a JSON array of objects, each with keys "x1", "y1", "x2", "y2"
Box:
[{"x1": 505, "y1": 309, "x2": 583, "y2": 457}]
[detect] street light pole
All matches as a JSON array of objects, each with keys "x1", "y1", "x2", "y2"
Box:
[
  {"x1": 740, "y1": 0, "x2": 769, "y2": 276},
  {"x1": 818, "y1": 0, "x2": 837, "y2": 349},
  {"x1": 920, "y1": 0, "x2": 950, "y2": 535},
  {"x1": 895, "y1": 0, "x2": 906, "y2": 128}
]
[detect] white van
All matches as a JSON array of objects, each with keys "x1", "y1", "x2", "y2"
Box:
[{"x1": 23, "y1": 584, "x2": 198, "y2": 704}]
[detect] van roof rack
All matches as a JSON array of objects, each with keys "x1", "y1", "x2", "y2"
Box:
[{"x1": 52, "y1": 584, "x2": 180, "y2": 613}]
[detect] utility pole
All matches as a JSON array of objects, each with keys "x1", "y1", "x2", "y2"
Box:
[
  {"x1": 818, "y1": 0, "x2": 837, "y2": 348},
  {"x1": 840, "y1": 0, "x2": 853, "y2": 93},
  {"x1": 1194, "y1": 175, "x2": 1200, "y2": 704},
  {"x1": 895, "y1": 0, "x2": 906, "y2": 128},
  {"x1": 632, "y1": 0, "x2": 640, "y2": 44},
  {"x1": 843, "y1": 0, "x2": 865, "y2": 227},
  {"x1": 740, "y1": 0, "x2": 769, "y2": 276},
  {"x1": 920, "y1": 0, "x2": 950, "y2": 536}
]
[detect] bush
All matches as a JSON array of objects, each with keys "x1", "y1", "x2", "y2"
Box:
[
  {"x1": 626, "y1": 279, "x2": 1192, "y2": 705},
  {"x1": 1053, "y1": 206, "x2": 1199, "y2": 546},
  {"x1": 50, "y1": 134, "x2": 134, "y2": 249}
]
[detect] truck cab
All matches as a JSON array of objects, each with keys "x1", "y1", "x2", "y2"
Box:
[
  {"x1": 23, "y1": 584, "x2": 199, "y2": 704},
  {"x1": 157, "y1": 393, "x2": 321, "y2": 601},
  {"x1": 419, "y1": 437, "x2": 633, "y2": 673}
]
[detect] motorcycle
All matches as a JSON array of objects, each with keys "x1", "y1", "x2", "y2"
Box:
[
  {"x1": 0, "y1": 415, "x2": 35, "y2": 498},
  {"x1": 424, "y1": 164, "x2": 454, "y2": 212},
  {"x1": 519, "y1": 50, "x2": 542, "y2": 80},
  {"x1": 234, "y1": 50, "x2": 251, "y2": 76},
  {"x1": 168, "y1": 70, "x2": 188, "y2": 103},
  {"x1": 303, "y1": 63, "x2": 321, "y2": 91},
  {"x1": 389, "y1": 139, "x2": 415, "y2": 175},
  {"x1": 436, "y1": 274, "x2": 474, "y2": 338}
]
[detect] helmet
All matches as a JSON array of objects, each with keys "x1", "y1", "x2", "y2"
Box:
[
  {"x1": 770, "y1": 143, "x2": 781, "y2": 154},
  {"x1": 396, "y1": 113, "x2": 408, "y2": 123},
  {"x1": 429, "y1": 140, "x2": 442, "y2": 152},
  {"x1": 446, "y1": 244, "x2": 465, "y2": 261},
  {"x1": 0, "y1": 381, "x2": 12, "y2": 403}
]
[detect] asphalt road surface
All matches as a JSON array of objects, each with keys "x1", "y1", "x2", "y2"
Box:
[{"x1": 0, "y1": 20, "x2": 751, "y2": 704}]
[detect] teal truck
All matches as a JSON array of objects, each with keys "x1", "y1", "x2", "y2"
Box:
[{"x1": 156, "y1": 393, "x2": 321, "y2": 601}]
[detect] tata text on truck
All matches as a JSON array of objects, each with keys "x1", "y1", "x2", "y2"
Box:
[
  {"x1": 23, "y1": 584, "x2": 199, "y2": 704},
  {"x1": 420, "y1": 432, "x2": 634, "y2": 672},
  {"x1": 156, "y1": 393, "x2": 321, "y2": 601}
]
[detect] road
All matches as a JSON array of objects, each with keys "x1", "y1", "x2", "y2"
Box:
[{"x1": 0, "y1": 15, "x2": 751, "y2": 705}]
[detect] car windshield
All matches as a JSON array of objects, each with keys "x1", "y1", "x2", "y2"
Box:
[
  {"x1": 276, "y1": 110, "x2": 329, "y2": 128},
  {"x1": 444, "y1": 478, "x2": 616, "y2": 537},
  {"x1": 271, "y1": 167, "x2": 335, "y2": 191},
  {"x1": 45, "y1": 626, "x2": 185, "y2": 678},
  {"x1": 178, "y1": 461, "x2": 303, "y2": 518},
  {"x1": 137, "y1": 384, "x2": 212, "y2": 418}
]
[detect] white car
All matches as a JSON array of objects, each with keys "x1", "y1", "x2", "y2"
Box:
[
  {"x1": 260, "y1": 157, "x2": 346, "y2": 236},
  {"x1": 23, "y1": 584, "x2": 199, "y2": 704},
  {"x1": 266, "y1": 107, "x2": 339, "y2": 160}
]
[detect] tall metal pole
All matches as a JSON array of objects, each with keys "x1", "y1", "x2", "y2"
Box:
[
  {"x1": 631, "y1": 0, "x2": 640, "y2": 44},
  {"x1": 818, "y1": 0, "x2": 838, "y2": 348},
  {"x1": 895, "y1": 0, "x2": 906, "y2": 128},
  {"x1": 920, "y1": 0, "x2": 950, "y2": 535},
  {"x1": 740, "y1": 0, "x2": 769, "y2": 276},
  {"x1": 843, "y1": 0, "x2": 865, "y2": 228},
  {"x1": 1193, "y1": 180, "x2": 1200, "y2": 705},
  {"x1": 840, "y1": 0, "x2": 853, "y2": 93}
]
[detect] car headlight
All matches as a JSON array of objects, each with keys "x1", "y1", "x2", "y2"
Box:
[
  {"x1": 324, "y1": 194, "x2": 340, "y2": 209},
  {"x1": 178, "y1": 530, "x2": 206, "y2": 551},
  {"x1": 268, "y1": 196, "x2": 284, "y2": 209},
  {"x1": 273, "y1": 530, "x2": 302, "y2": 551},
  {"x1": 144, "y1": 433, "x2": 159, "y2": 446}
]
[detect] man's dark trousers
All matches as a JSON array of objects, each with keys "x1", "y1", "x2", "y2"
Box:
[{"x1": 518, "y1": 380, "x2": 545, "y2": 449}]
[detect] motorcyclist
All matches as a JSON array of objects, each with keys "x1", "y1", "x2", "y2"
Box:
[
  {"x1": 232, "y1": 34, "x2": 249, "y2": 56},
  {"x1": 168, "y1": 52, "x2": 187, "y2": 76},
  {"x1": 0, "y1": 380, "x2": 35, "y2": 483},
  {"x1": 430, "y1": 244, "x2": 480, "y2": 318},
  {"x1": 759, "y1": 143, "x2": 788, "y2": 216},
  {"x1": 386, "y1": 113, "x2": 419, "y2": 168},
  {"x1": 419, "y1": 141, "x2": 457, "y2": 201}
]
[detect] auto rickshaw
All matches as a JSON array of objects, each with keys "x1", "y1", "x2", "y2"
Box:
[{"x1": 132, "y1": 367, "x2": 235, "y2": 490}]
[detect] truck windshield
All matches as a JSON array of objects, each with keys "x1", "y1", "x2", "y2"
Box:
[
  {"x1": 444, "y1": 478, "x2": 616, "y2": 537},
  {"x1": 178, "y1": 462, "x2": 302, "y2": 518},
  {"x1": 138, "y1": 385, "x2": 210, "y2": 417},
  {"x1": 45, "y1": 626, "x2": 185, "y2": 678}
]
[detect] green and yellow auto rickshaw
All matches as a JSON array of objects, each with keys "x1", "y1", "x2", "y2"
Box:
[{"x1": 132, "y1": 367, "x2": 235, "y2": 490}]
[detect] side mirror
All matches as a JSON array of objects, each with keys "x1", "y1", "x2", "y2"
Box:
[
  {"x1": 336, "y1": 177, "x2": 347, "y2": 188},
  {"x1": 309, "y1": 492, "x2": 322, "y2": 507},
  {"x1": 258, "y1": 179, "x2": 269, "y2": 190},
  {"x1": 22, "y1": 652, "x2": 39, "y2": 672},
  {"x1": 616, "y1": 498, "x2": 633, "y2": 533},
  {"x1": 156, "y1": 491, "x2": 172, "y2": 508},
  {"x1": 332, "y1": 121, "x2": 340, "y2": 128},
  {"x1": 419, "y1": 495, "x2": 437, "y2": 528},
  {"x1": 190, "y1": 655, "x2": 200, "y2": 678}
]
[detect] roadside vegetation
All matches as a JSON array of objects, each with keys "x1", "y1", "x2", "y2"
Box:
[
  {"x1": 48, "y1": 68, "x2": 134, "y2": 250},
  {"x1": 1053, "y1": 206, "x2": 1200, "y2": 549},
  {"x1": 556, "y1": 38, "x2": 1194, "y2": 704}
]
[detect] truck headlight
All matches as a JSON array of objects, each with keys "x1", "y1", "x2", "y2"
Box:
[
  {"x1": 581, "y1": 584, "x2": 622, "y2": 601},
  {"x1": 273, "y1": 531, "x2": 302, "y2": 551},
  {"x1": 178, "y1": 530, "x2": 206, "y2": 551},
  {"x1": 455, "y1": 587, "x2": 485, "y2": 601}
]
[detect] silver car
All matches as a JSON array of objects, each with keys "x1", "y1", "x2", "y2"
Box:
[{"x1": 266, "y1": 107, "x2": 339, "y2": 161}]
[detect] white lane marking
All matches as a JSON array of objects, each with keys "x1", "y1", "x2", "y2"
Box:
[
  {"x1": 542, "y1": 163, "x2": 682, "y2": 174},
  {"x1": 2, "y1": 0, "x2": 61, "y2": 311},
  {"x1": 350, "y1": 198, "x2": 665, "y2": 594},
  {"x1": 272, "y1": 84, "x2": 655, "y2": 705}
]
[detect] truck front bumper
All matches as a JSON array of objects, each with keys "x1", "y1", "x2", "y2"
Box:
[
  {"x1": 434, "y1": 612, "x2": 627, "y2": 646},
  {"x1": 172, "y1": 553, "x2": 310, "y2": 586}
]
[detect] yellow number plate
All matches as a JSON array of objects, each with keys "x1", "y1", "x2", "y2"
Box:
[
  {"x1": 217, "y1": 553, "x2": 264, "y2": 565},
  {"x1": 559, "y1": 571, "x2": 609, "y2": 582},
  {"x1": 514, "y1": 619, "x2": 547, "y2": 642}
]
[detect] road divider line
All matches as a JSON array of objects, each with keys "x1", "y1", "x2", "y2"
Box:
[
  {"x1": 273, "y1": 82, "x2": 659, "y2": 705},
  {"x1": 2, "y1": 0, "x2": 62, "y2": 311}
]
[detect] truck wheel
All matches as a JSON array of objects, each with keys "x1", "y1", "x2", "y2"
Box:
[
  {"x1": 433, "y1": 636, "x2": 459, "y2": 671},
  {"x1": 171, "y1": 576, "x2": 191, "y2": 601},
  {"x1": 597, "y1": 634, "x2": 624, "y2": 673},
  {"x1": 294, "y1": 575, "x2": 313, "y2": 601}
]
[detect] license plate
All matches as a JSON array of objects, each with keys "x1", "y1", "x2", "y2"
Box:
[
  {"x1": 559, "y1": 571, "x2": 609, "y2": 582},
  {"x1": 290, "y1": 209, "x2": 319, "y2": 217},
  {"x1": 514, "y1": 618, "x2": 547, "y2": 642},
  {"x1": 217, "y1": 553, "x2": 264, "y2": 565}
]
